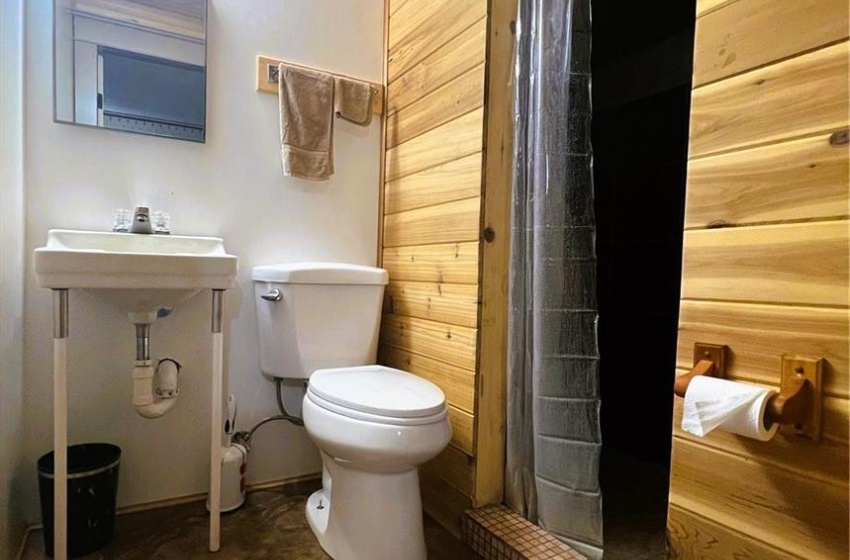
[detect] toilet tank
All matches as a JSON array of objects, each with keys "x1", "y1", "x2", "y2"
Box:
[{"x1": 252, "y1": 262, "x2": 389, "y2": 380}]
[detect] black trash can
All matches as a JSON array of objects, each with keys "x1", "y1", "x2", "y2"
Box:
[{"x1": 38, "y1": 443, "x2": 121, "y2": 558}]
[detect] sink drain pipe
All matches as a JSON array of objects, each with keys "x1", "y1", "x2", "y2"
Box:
[{"x1": 132, "y1": 323, "x2": 181, "y2": 418}]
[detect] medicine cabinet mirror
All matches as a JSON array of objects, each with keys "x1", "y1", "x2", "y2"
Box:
[{"x1": 53, "y1": 0, "x2": 208, "y2": 142}]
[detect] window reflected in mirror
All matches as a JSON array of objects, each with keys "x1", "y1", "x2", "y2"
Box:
[{"x1": 54, "y1": 0, "x2": 208, "y2": 142}]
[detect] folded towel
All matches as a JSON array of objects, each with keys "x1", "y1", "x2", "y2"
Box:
[
  {"x1": 334, "y1": 77, "x2": 374, "y2": 126},
  {"x1": 279, "y1": 63, "x2": 334, "y2": 180}
]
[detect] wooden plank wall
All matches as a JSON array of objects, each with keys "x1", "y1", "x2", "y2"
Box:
[
  {"x1": 379, "y1": 0, "x2": 515, "y2": 535},
  {"x1": 669, "y1": 1, "x2": 849, "y2": 558},
  {"x1": 379, "y1": 0, "x2": 516, "y2": 534}
]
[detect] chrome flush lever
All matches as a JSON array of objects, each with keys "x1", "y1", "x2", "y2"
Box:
[{"x1": 261, "y1": 289, "x2": 282, "y2": 302}]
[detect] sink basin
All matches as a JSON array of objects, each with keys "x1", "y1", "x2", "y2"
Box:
[{"x1": 34, "y1": 229, "x2": 238, "y2": 320}]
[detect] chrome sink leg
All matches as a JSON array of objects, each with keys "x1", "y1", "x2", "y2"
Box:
[
  {"x1": 53, "y1": 289, "x2": 69, "y2": 560},
  {"x1": 209, "y1": 289, "x2": 224, "y2": 552}
]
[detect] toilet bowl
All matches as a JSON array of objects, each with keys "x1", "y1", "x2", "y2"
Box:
[
  {"x1": 302, "y1": 366, "x2": 451, "y2": 560},
  {"x1": 251, "y1": 263, "x2": 451, "y2": 560}
]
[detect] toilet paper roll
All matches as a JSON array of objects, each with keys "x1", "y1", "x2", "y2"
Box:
[{"x1": 681, "y1": 376, "x2": 779, "y2": 441}]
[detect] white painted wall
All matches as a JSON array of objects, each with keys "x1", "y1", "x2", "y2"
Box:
[
  {"x1": 21, "y1": 0, "x2": 383, "y2": 523},
  {"x1": 0, "y1": 0, "x2": 27, "y2": 554}
]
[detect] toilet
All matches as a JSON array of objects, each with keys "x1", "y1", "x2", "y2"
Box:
[{"x1": 252, "y1": 262, "x2": 452, "y2": 560}]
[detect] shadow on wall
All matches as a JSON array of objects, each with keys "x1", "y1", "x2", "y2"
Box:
[{"x1": 1, "y1": 0, "x2": 27, "y2": 555}]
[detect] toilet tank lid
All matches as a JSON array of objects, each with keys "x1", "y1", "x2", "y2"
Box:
[{"x1": 252, "y1": 262, "x2": 389, "y2": 285}]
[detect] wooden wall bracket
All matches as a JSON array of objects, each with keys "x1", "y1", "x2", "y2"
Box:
[
  {"x1": 768, "y1": 355, "x2": 823, "y2": 441},
  {"x1": 674, "y1": 343, "x2": 728, "y2": 398}
]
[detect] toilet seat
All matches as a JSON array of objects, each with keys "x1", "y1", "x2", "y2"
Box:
[
  {"x1": 307, "y1": 365, "x2": 447, "y2": 426},
  {"x1": 306, "y1": 391, "x2": 447, "y2": 426}
]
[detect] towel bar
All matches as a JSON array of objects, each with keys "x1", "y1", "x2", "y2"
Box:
[
  {"x1": 255, "y1": 55, "x2": 384, "y2": 116},
  {"x1": 266, "y1": 64, "x2": 378, "y2": 97}
]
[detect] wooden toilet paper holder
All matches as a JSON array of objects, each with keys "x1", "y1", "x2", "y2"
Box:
[{"x1": 673, "y1": 343, "x2": 823, "y2": 441}]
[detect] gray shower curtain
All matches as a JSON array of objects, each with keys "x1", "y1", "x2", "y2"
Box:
[{"x1": 505, "y1": 0, "x2": 601, "y2": 558}]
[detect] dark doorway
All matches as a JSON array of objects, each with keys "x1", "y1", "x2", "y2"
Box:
[{"x1": 592, "y1": 1, "x2": 697, "y2": 558}]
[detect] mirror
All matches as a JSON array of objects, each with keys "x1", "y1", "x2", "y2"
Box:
[{"x1": 54, "y1": 0, "x2": 208, "y2": 143}]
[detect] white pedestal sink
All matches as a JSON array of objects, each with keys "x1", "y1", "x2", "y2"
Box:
[
  {"x1": 34, "y1": 229, "x2": 238, "y2": 559},
  {"x1": 35, "y1": 229, "x2": 237, "y2": 322}
]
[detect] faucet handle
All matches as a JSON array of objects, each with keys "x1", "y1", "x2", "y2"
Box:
[
  {"x1": 152, "y1": 211, "x2": 171, "y2": 235},
  {"x1": 113, "y1": 209, "x2": 131, "y2": 232}
]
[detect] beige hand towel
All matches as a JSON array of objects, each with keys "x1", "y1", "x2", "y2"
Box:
[
  {"x1": 279, "y1": 64, "x2": 334, "y2": 180},
  {"x1": 334, "y1": 77, "x2": 374, "y2": 126}
]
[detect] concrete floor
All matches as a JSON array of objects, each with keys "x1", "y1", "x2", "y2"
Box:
[
  {"x1": 22, "y1": 480, "x2": 481, "y2": 560},
  {"x1": 24, "y1": 456, "x2": 672, "y2": 560},
  {"x1": 601, "y1": 447, "x2": 670, "y2": 560}
]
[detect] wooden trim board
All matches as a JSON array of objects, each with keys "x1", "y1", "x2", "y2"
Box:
[
  {"x1": 255, "y1": 55, "x2": 385, "y2": 116},
  {"x1": 473, "y1": 0, "x2": 516, "y2": 507},
  {"x1": 378, "y1": 0, "x2": 390, "y2": 265}
]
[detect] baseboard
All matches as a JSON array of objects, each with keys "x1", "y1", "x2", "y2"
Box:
[
  {"x1": 117, "y1": 472, "x2": 322, "y2": 515},
  {"x1": 17, "y1": 472, "x2": 322, "y2": 556},
  {"x1": 246, "y1": 473, "x2": 321, "y2": 493}
]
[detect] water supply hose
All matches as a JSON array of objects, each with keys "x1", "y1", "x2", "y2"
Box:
[{"x1": 233, "y1": 379, "x2": 303, "y2": 448}]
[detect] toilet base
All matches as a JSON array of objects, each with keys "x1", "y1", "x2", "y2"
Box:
[
  {"x1": 306, "y1": 491, "x2": 332, "y2": 555},
  {"x1": 305, "y1": 465, "x2": 427, "y2": 560}
]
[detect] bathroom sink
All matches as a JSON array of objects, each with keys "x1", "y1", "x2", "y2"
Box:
[{"x1": 34, "y1": 229, "x2": 238, "y2": 320}]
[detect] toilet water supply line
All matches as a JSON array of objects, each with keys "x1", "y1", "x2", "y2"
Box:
[
  {"x1": 232, "y1": 379, "x2": 304, "y2": 448},
  {"x1": 132, "y1": 323, "x2": 182, "y2": 418}
]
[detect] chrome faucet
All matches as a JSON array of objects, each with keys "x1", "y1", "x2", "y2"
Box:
[
  {"x1": 130, "y1": 206, "x2": 154, "y2": 234},
  {"x1": 113, "y1": 207, "x2": 170, "y2": 234}
]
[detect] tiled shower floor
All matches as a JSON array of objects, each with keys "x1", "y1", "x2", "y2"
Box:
[{"x1": 22, "y1": 480, "x2": 481, "y2": 560}]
